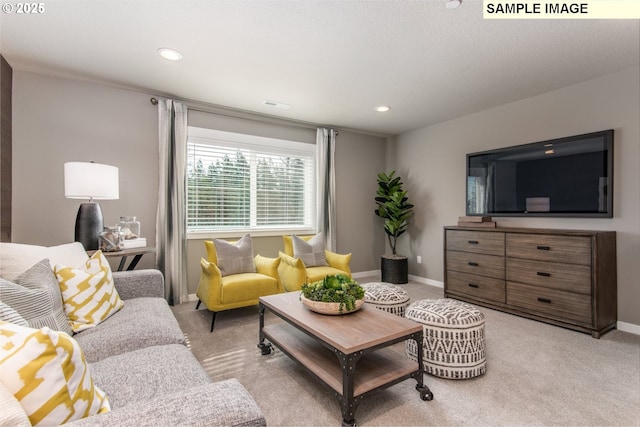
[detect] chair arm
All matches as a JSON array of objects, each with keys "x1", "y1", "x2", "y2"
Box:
[
  {"x1": 66, "y1": 380, "x2": 266, "y2": 427},
  {"x1": 112, "y1": 269, "x2": 164, "y2": 300},
  {"x1": 325, "y1": 250, "x2": 352, "y2": 275},
  {"x1": 254, "y1": 254, "x2": 284, "y2": 293},
  {"x1": 277, "y1": 251, "x2": 307, "y2": 292},
  {"x1": 196, "y1": 258, "x2": 223, "y2": 308}
]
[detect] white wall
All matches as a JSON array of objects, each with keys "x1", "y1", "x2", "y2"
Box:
[{"x1": 396, "y1": 66, "x2": 640, "y2": 327}]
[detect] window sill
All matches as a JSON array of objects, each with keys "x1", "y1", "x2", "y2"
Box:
[{"x1": 187, "y1": 228, "x2": 317, "y2": 240}]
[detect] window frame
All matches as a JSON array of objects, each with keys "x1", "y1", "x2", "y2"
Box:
[{"x1": 186, "y1": 126, "x2": 317, "y2": 239}]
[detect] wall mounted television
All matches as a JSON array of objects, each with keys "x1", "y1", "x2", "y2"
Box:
[{"x1": 466, "y1": 130, "x2": 614, "y2": 218}]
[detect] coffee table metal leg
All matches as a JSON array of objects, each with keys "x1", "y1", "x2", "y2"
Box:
[
  {"x1": 257, "y1": 303, "x2": 272, "y2": 355},
  {"x1": 412, "y1": 330, "x2": 433, "y2": 401},
  {"x1": 336, "y1": 350, "x2": 365, "y2": 426}
]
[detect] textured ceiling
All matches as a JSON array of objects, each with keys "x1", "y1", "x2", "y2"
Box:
[{"x1": 1, "y1": 0, "x2": 638, "y2": 135}]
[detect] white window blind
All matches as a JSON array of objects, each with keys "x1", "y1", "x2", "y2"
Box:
[{"x1": 187, "y1": 127, "x2": 315, "y2": 234}]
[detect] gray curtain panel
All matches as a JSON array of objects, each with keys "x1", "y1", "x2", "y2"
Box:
[
  {"x1": 315, "y1": 128, "x2": 336, "y2": 252},
  {"x1": 156, "y1": 100, "x2": 188, "y2": 305}
]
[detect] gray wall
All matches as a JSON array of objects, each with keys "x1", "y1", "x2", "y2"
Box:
[
  {"x1": 394, "y1": 66, "x2": 640, "y2": 327},
  {"x1": 10, "y1": 71, "x2": 387, "y2": 292},
  {"x1": 12, "y1": 71, "x2": 159, "y2": 271}
]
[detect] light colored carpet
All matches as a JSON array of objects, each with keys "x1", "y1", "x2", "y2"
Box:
[{"x1": 172, "y1": 277, "x2": 640, "y2": 426}]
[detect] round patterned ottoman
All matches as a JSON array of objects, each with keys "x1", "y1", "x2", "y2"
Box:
[
  {"x1": 405, "y1": 298, "x2": 486, "y2": 379},
  {"x1": 361, "y1": 282, "x2": 410, "y2": 317}
]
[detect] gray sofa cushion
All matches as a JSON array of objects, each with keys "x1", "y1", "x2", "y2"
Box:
[
  {"x1": 89, "y1": 344, "x2": 210, "y2": 408},
  {"x1": 74, "y1": 297, "x2": 186, "y2": 363},
  {"x1": 67, "y1": 380, "x2": 267, "y2": 427}
]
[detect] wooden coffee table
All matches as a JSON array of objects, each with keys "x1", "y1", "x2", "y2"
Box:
[{"x1": 258, "y1": 291, "x2": 433, "y2": 426}]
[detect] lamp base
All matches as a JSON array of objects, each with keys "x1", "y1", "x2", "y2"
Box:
[{"x1": 75, "y1": 202, "x2": 104, "y2": 251}]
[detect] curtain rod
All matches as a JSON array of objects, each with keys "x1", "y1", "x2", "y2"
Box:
[{"x1": 149, "y1": 97, "x2": 338, "y2": 134}]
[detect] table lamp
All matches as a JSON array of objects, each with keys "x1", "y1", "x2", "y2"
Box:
[{"x1": 64, "y1": 161, "x2": 119, "y2": 250}]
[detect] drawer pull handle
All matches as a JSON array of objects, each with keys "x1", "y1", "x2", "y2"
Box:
[
  {"x1": 468, "y1": 240, "x2": 479, "y2": 245},
  {"x1": 468, "y1": 283, "x2": 479, "y2": 288},
  {"x1": 537, "y1": 245, "x2": 551, "y2": 251},
  {"x1": 536, "y1": 272, "x2": 551, "y2": 277},
  {"x1": 538, "y1": 297, "x2": 552, "y2": 304},
  {"x1": 468, "y1": 262, "x2": 479, "y2": 267}
]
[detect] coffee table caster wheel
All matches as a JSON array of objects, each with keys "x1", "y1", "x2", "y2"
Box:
[
  {"x1": 258, "y1": 342, "x2": 272, "y2": 355},
  {"x1": 416, "y1": 384, "x2": 433, "y2": 401}
]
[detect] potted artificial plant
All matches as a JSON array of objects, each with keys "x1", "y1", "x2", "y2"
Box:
[{"x1": 374, "y1": 171, "x2": 414, "y2": 284}]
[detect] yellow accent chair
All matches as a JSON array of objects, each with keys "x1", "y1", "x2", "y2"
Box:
[
  {"x1": 277, "y1": 234, "x2": 352, "y2": 292},
  {"x1": 196, "y1": 237, "x2": 283, "y2": 332}
]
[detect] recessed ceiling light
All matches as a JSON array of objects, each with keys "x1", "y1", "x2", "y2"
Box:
[
  {"x1": 375, "y1": 106, "x2": 391, "y2": 113},
  {"x1": 157, "y1": 48, "x2": 183, "y2": 61},
  {"x1": 263, "y1": 100, "x2": 291, "y2": 110},
  {"x1": 446, "y1": 0, "x2": 461, "y2": 9}
]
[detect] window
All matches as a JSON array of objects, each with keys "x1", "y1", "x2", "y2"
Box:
[{"x1": 187, "y1": 127, "x2": 315, "y2": 236}]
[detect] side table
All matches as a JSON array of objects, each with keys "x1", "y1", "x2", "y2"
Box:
[{"x1": 88, "y1": 247, "x2": 156, "y2": 271}]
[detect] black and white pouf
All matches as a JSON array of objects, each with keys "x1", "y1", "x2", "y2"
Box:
[
  {"x1": 405, "y1": 298, "x2": 486, "y2": 379},
  {"x1": 361, "y1": 282, "x2": 410, "y2": 317}
]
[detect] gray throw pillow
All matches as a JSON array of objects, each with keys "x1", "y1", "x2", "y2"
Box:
[
  {"x1": 213, "y1": 234, "x2": 256, "y2": 276},
  {"x1": 0, "y1": 301, "x2": 28, "y2": 326},
  {"x1": 0, "y1": 259, "x2": 73, "y2": 335},
  {"x1": 292, "y1": 233, "x2": 328, "y2": 267}
]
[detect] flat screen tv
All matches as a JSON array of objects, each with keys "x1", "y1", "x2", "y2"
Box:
[{"x1": 466, "y1": 130, "x2": 613, "y2": 218}]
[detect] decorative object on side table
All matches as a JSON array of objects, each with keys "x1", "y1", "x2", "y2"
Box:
[
  {"x1": 374, "y1": 170, "x2": 414, "y2": 284},
  {"x1": 98, "y1": 226, "x2": 123, "y2": 252},
  {"x1": 118, "y1": 216, "x2": 146, "y2": 249},
  {"x1": 300, "y1": 274, "x2": 364, "y2": 315},
  {"x1": 117, "y1": 216, "x2": 140, "y2": 239},
  {"x1": 64, "y1": 162, "x2": 119, "y2": 251}
]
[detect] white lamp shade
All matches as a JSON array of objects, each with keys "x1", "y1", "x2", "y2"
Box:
[{"x1": 64, "y1": 162, "x2": 119, "y2": 200}]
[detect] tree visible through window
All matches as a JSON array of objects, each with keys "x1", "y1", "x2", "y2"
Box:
[{"x1": 187, "y1": 127, "x2": 314, "y2": 233}]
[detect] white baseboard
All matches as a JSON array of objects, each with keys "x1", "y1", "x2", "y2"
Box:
[
  {"x1": 187, "y1": 293, "x2": 198, "y2": 302},
  {"x1": 352, "y1": 270, "x2": 380, "y2": 279},
  {"x1": 408, "y1": 275, "x2": 443, "y2": 288},
  {"x1": 617, "y1": 321, "x2": 640, "y2": 336}
]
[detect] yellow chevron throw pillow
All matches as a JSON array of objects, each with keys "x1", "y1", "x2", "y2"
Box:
[
  {"x1": 54, "y1": 251, "x2": 124, "y2": 333},
  {"x1": 0, "y1": 321, "x2": 110, "y2": 425}
]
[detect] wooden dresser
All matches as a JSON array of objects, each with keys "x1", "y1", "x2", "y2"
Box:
[{"x1": 444, "y1": 226, "x2": 617, "y2": 338}]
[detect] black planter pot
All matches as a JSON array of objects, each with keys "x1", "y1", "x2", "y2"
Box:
[{"x1": 381, "y1": 255, "x2": 408, "y2": 284}]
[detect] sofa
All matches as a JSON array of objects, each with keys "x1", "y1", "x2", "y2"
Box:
[{"x1": 0, "y1": 242, "x2": 266, "y2": 426}]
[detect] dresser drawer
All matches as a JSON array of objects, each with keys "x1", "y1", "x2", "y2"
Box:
[
  {"x1": 447, "y1": 270, "x2": 505, "y2": 303},
  {"x1": 506, "y1": 258, "x2": 591, "y2": 294},
  {"x1": 507, "y1": 282, "x2": 592, "y2": 325},
  {"x1": 446, "y1": 230, "x2": 505, "y2": 256},
  {"x1": 506, "y1": 234, "x2": 591, "y2": 265},
  {"x1": 446, "y1": 250, "x2": 505, "y2": 279}
]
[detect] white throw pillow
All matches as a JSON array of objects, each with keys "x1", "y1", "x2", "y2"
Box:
[
  {"x1": 54, "y1": 251, "x2": 124, "y2": 333},
  {"x1": 0, "y1": 381, "x2": 31, "y2": 427},
  {"x1": 292, "y1": 233, "x2": 328, "y2": 267},
  {"x1": 0, "y1": 242, "x2": 89, "y2": 282},
  {"x1": 0, "y1": 321, "x2": 110, "y2": 426}
]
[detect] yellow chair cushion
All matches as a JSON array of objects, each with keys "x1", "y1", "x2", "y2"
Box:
[
  {"x1": 0, "y1": 321, "x2": 110, "y2": 426},
  {"x1": 54, "y1": 251, "x2": 124, "y2": 333},
  {"x1": 221, "y1": 273, "x2": 280, "y2": 305}
]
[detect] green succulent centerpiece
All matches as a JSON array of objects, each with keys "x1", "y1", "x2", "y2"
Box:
[{"x1": 300, "y1": 274, "x2": 365, "y2": 313}]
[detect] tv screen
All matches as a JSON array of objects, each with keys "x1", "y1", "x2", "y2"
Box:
[{"x1": 466, "y1": 130, "x2": 613, "y2": 218}]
